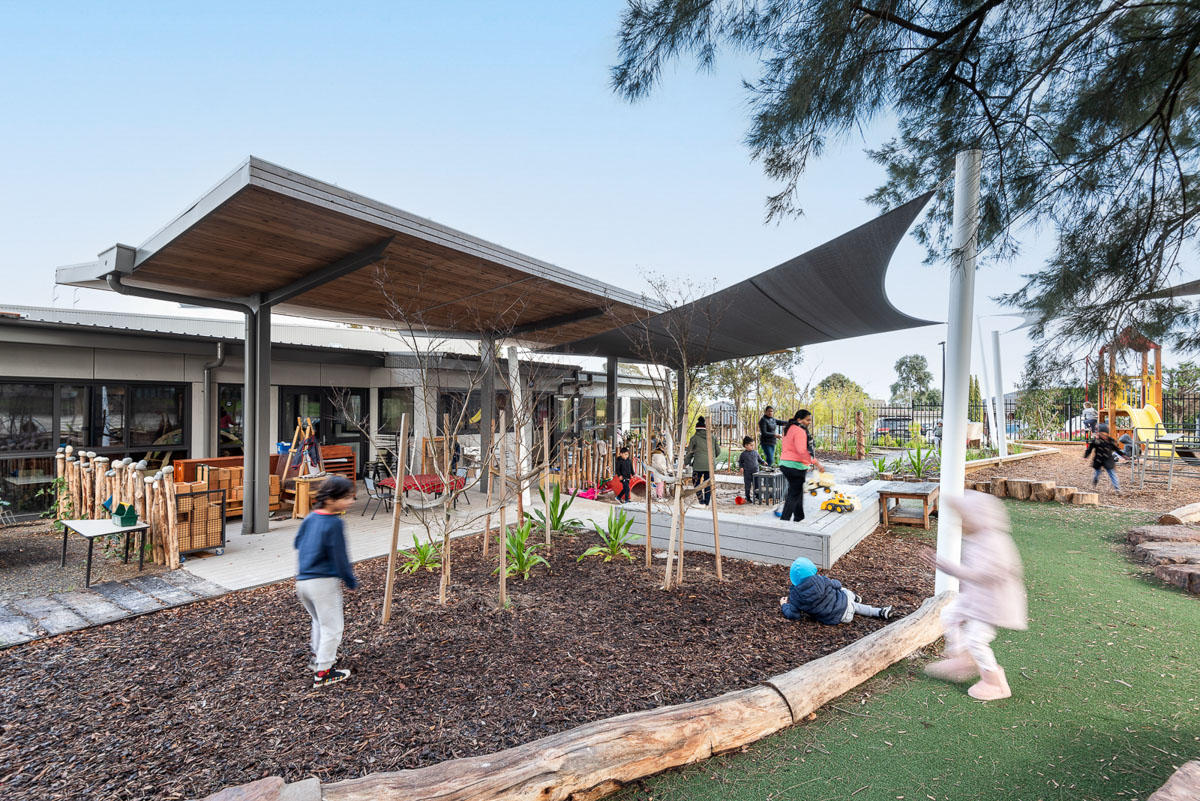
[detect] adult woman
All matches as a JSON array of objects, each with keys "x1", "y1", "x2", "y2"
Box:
[{"x1": 779, "y1": 409, "x2": 824, "y2": 522}]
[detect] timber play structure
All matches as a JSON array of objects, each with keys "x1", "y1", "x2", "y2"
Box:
[{"x1": 1096, "y1": 330, "x2": 1165, "y2": 441}]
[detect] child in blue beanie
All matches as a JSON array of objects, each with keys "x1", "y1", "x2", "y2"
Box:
[{"x1": 779, "y1": 556, "x2": 892, "y2": 624}]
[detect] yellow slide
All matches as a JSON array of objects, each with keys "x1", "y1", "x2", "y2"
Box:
[{"x1": 1119, "y1": 404, "x2": 1170, "y2": 456}]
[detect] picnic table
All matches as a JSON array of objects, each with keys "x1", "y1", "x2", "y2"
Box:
[
  {"x1": 875, "y1": 481, "x2": 940, "y2": 529},
  {"x1": 59, "y1": 519, "x2": 150, "y2": 588},
  {"x1": 378, "y1": 474, "x2": 466, "y2": 495}
]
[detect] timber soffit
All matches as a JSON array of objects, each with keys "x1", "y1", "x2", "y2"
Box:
[{"x1": 54, "y1": 157, "x2": 659, "y2": 317}]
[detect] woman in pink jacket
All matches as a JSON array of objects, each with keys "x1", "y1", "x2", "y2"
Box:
[
  {"x1": 923, "y1": 490, "x2": 1028, "y2": 701},
  {"x1": 778, "y1": 409, "x2": 824, "y2": 522}
]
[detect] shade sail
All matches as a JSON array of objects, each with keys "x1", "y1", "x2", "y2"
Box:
[{"x1": 544, "y1": 192, "x2": 939, "y2": 367}]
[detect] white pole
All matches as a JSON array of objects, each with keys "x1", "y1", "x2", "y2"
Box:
[
  {"x1": 506, "y1": 344, "x2": 532, "y2": 508},
  {"x1": 936, "y1": 149, "x2": 982, "y2": 595},
  {"x1": 975, "y1": 317, "x2": 1000, "y2": 448},
  {"x1": 992, "y1": 330, "x2": 1009, "y2": 457}
]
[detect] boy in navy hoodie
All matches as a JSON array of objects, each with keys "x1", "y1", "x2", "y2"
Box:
[
  {"x1": 779, "y1": 556, "x2": 891, "y2": 624},
  {"x1": 295, "y1": 476, "x2": 358, "y2": 687}
]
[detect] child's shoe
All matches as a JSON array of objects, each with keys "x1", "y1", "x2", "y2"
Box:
[
  {"x1": 924, "y1": 654, "x2": 978, "y2": 682},
  {"x1": 313, "y1": 667, "x2": 351, "y2": 688},
  {"x1": 967, "y1": 668, "x2": 1011, "y2": 701},
  {"x1": 879, "y1": 605, "x2": 893, "y2": 620}
]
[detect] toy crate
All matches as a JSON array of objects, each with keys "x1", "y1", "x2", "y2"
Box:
[{"x1": 175, "y1": 488, "x2": 227, "y2": 556}]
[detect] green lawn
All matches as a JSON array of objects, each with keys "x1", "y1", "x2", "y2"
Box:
[{"x1": 613, "y1": 502, "x2": 1200, "y2": 801}]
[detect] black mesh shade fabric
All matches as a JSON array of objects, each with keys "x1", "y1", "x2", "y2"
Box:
[{"x1": 544, "y1": 192, "x2": 939, "y2": 367}]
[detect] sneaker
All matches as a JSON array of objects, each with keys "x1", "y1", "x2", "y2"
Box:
[
  {"x1": 854, "y1": 592, "x2": 863, "y2": 603},
  {"x1": 879, "y1": 606, "x2": 893, "y2": 620},
  {"x1": 313, "y1": 667, "x2": 351, "y2": 688}
]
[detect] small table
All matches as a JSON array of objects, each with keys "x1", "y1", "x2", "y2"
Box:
[
  {"x1": 291, "y1": 474, "x2": 327, "y2": 519},
  {"x1": 753, "y1": 470, "x2": 786, "y2": 504},
  {"x1": 876, "y1": 481, "x2": 940, "y2": 529},
  {"x1": 379, "y1": 474, "x2": 466, "y2": 495},
  {"x1": 59, "y1": 519, "x2": 150, "y2": 588}
]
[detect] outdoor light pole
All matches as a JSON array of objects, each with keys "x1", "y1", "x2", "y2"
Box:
[
  {"x1": 936, "y1": 149, "x2": 982, "y2": 596},
  {"x1": 938, "y1": 339, "x2": 946, "y2": 415}
]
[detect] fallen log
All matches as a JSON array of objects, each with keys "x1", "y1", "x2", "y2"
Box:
[
  {"x1": 205, "y1": 594, "x2": 953, "y2": 801},
  {"x1": 1030, "y1": 480, "x2": 1057, "y2": 502},
  {"x1": 1071, "y1": 492, "x2": 1099, "y2": 506},
  {"x1": 1159, "y1": 502, "x2": 1200, "y2": 526},
  {"x1": 1053, "y1": 486, "x2": 1077, "y2": 503},
  {"x1": 1005, "y1": 479, "x2": 1033, "y2": 500}
]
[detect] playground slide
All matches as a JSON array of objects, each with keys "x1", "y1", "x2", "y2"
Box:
[{"x1": 1119, "y1": 404, "x2": 1171, "y2": 456}]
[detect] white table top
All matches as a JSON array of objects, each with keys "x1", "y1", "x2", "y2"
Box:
[
  {"x1": 60, "y1": 519, "x2": 151, "y2": 538},
  {"x1": 4, "y1": 475, "x2": 52, "y2": 486}
]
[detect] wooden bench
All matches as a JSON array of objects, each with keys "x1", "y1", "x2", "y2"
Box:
[{"x1": 876, "y1": 481, "x2": 940, "y2": 530}]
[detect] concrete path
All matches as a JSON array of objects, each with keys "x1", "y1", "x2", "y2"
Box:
[{"x1": 0, "y1": 569, "x2": 227, "y2": 647}]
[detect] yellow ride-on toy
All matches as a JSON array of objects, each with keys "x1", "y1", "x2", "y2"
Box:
[
  {"x1": 820, "y1": 491, "x2": 861, "y2": 514},
  {"x1": 805, "y1": 471, "x2": 837, "y2": 496}
]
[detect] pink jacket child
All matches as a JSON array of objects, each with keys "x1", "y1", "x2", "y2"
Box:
[{"x1": 924, "y1": 490, "x2": 1028, "y2": 701}]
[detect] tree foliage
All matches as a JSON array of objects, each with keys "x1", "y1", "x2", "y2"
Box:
[
  {"x1": 816, "y1": 372, "x2": 864, "y2": 395},
  {"x1": 697, "y1": 348, "x2": 803, "y2": 425},
  {"x1": 1165, "y1": 360, "x2": 1200, "y2": 394},
  {"x1": 612, "y1": 1, "x2": 1200, "y2": 352},
  {"x1": 890, "y1": 354, "x2": 935, "y2": 404}
]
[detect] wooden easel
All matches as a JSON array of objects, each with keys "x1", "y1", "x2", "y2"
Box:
[{"x1": 278, "y1": 417, "x2": 323, "y2": 507}]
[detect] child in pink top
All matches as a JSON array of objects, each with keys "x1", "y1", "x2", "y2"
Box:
[{"x1": 923, "y1": 490, "x2": 1027, "y2": 701}]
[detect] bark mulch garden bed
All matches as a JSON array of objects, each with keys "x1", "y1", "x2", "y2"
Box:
[
  {"x1": 0, "y1": 525, "x2": 933, "y2": 801},
  {"x1": 968, "y1": 448, "x2": 1199, "y2": 515}
]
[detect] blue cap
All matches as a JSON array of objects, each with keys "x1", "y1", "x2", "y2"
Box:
[{"x1": 790, "y1": 556, "x2": 817, "y2": 585}]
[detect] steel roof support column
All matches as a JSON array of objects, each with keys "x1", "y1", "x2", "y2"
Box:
[
  {"x1": 606, "y1": 356, "x2": 618, "y2": 457},
  {"x1": 244, "y1": 304, "x2": 272, "y2": 533},
  {"x1": 480, "y1": 334, "x2": 496, "y2": 495},
  {"x1": 936, "y1": 149, "x2": 982, "y2": 596}
]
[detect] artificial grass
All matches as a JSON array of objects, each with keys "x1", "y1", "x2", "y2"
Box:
[{"x1": 613, "y1": 502, "x2": 1200, "y2": 801}]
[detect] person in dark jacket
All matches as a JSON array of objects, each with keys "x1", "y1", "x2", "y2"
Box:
[
  {"x1": 1082, "y1": 422, "x2": 1124, "y2": 493},
  {"x1": 295, "y1": 476, "x2": 358, "y2": 687},
  {"x1": 738, "y1": 436, "x2": 764, "y2": 503},
  {"x1": 615, "y1": 446, "x2": 634, "y2": 502},
  {"x1": 779, "y1": 557, "x2": 891, "y2": 624},
  {"x1": 684, "y1": 417, "x2": 713, "y2": 506},
  {"x1": 758, "y1": 406, "x2": 780, "y2": 467}
]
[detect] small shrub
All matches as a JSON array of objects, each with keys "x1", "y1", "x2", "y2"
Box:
[
  {"x1": 528, "y1": 483, "x2": 582, "y2": 534},
  {"x1": 579, "y1": 508, "x2": 637, "y2": 563},
  {"x1": 872, "y1": 456, "x2": 887, "y2": 478},
  {"x1": 495, "y1": 520, "x2": 550, "y2": 580},
  {"x1": 399, "y1": 534, "x2": 442, "y2": 574}
]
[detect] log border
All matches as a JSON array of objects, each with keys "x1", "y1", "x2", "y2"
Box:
[{"x1": 203, "y1": 593, "x2": 954, "y2": 801}]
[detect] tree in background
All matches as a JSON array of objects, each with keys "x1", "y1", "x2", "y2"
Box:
[
  {"x1": 1165, "y1": 361, "x2": 1200, "y2": 395},
  {"x1": 889, "y1": 355, "x2": 935, "y2": 405},
  {"x1": 816, "y1": 372, "x2": 864, "y2": 395},
  {"x1": 968, "y1": 375, "x2": 982, "y2": 422},
  {"x1": 611, "y1": 1, "x2": 1200, "y2": 353},
  {"x1": 697, "y1": 348, "x2": 803, "y2": 432}
]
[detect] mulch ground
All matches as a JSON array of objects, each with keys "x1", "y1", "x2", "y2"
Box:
[
  {"x1": 968, "y1": 447, "x2": 1200, "y2": 515},
  {"x1": 0, "y1": 525, "x2": 933, "y2": 801}
]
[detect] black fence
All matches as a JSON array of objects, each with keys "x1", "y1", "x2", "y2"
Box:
[{"x1": 811, "y1": 393, "x2": 1200, "y2": 448}]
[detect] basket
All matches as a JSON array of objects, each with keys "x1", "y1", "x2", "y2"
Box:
[{"x1": 111, "y1": 504, "x2": 138, "y2": 527}]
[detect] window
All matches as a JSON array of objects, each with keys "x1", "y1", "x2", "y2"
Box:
[
  {"x1": 91, "y1": 384, "x2": 126, "y2": 447},
  {"x1": 578, "y1": 398, "x2": 607, "y2": 434},
  {"x1": 0, "y1": 456, "x2": 55, "y2": 516},
  {"x1": 439, "y1": 390, "x2": 513, "y2": 434},
  {"x1": 217, "y1": 384, "x2": 243, "y2": 455},
  {"x1": 0, "y1": 384, "x2": 53, "y2": 452},
  {"x1": 379, "y1": 388, "x2": 414, "y2": 434},
  {"x1": 129, "y1": 385, "x2": 184, "y2": 446},
  {"x1": 59, "y1": 385, "x2": 88, "y2": 447}
]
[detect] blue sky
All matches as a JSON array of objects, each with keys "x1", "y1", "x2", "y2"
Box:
[{"x1": 5, "y1": 1, "x2": 1183, "y2": 398}]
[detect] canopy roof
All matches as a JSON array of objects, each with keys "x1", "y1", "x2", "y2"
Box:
[
  {"x1": 545, "y1": 192, "x2": 938, "y2": 366},
  {"x1": 56, "y1": 157, "x2": 654, "y2": 346}
]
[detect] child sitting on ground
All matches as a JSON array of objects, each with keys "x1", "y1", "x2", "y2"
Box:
[
  {"x1": 615, "y1": 446, "x2": 634, "y2": 502},
  {"x1": 294, "y1": 476, "x2": 358, "y2": 688},
  {"x1": 738, "y1": 436, "x2": 764, "y2": 503},
  {"x1": 922, "y1": 490, "x2": 1027, "y2": 701},
  {"x1": 779, "y1": 556, "x2": 892, "y2": 624}
]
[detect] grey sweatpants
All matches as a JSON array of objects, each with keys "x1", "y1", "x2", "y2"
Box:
[
  {"x1": 840, "y1": 587, "x2": 885, "y2": 623},
  {"x1": 297, "y1": 577, "x2": 344, "y2": 671}
]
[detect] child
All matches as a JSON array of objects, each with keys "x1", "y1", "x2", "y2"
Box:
[
  {"x1": 294, "y1": 476, "x2": 358, "y2": 688},
  {"x1": 779, "y1": 556, "x2": 892, "y2": 625},
  {"x1": 650, "y1": 446, "x2": 671, "y2": 499},
  {"x1": 738, "y1": 436, "x2": 763, "y2": 503},
  {"x1": 1082, "y1": 422, "x2": 1124, "y2": 494},
  {"x1": 615, "y1": 445, "x2": 634, "y2": 502},
  {"x1": 923, "y1": 490, "x2": 1027, "y2": 701},
  {"x1": 1082, "y1": 401, "x2": 1098, "y2": 434}
]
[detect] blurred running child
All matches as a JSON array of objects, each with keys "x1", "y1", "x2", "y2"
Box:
[
  {"x1": 294, "y1": 476, "x2": 358, "y2": 688},
  {"x1": 1083, "y1": 422, "x2": 1124, "y2": 494},
  {"x1": 923, "y1": 490, "x2": 1027, "y2": 701}
]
